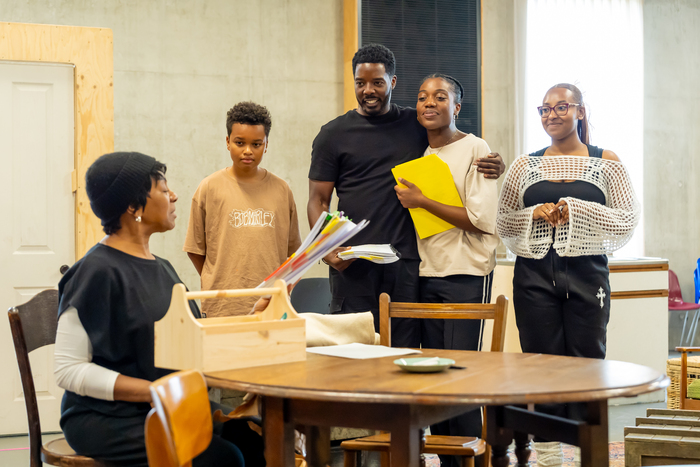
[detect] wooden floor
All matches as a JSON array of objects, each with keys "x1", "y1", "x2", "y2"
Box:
[{"x1": 0, "y1": 402, "x2": 666, "y2": 467}]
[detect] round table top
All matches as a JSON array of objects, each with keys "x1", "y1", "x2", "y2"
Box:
[{"x1": 205, "y1": 349, "x2": 669, "y2": 405}]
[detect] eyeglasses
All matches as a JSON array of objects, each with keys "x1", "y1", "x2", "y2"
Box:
[{"x1": 537, "y1": 103, "x2": 580, "y2": 117}]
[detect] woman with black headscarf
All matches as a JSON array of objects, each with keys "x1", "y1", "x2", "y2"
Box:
[{"x1": 53, "y1": 152, "x2": 255, "y2": 466}]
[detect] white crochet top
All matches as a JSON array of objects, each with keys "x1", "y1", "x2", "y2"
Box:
[{"x1": 497, "y1": 155, "x2": 640, "y2": 259}]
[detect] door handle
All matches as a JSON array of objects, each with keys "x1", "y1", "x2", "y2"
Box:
[{"x1": 60, "y1": 265, "x2": 70, "y2": 275}]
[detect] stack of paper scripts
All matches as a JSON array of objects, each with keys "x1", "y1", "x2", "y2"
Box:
[
  {"x1": 258, "y1": 212, "x2": 368, "y2": 288},
  {"x1": 338, "y1": 244, "x2": 400, "y2": 264},
  {"x1": 392, "y1": 154, "x2": 463, "y2": 239}
]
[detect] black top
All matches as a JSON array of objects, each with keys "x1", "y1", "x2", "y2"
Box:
[
  {"x1": 309, "y1": 105, "x2": 429, "y2": 260},
  {"x1": 524, "y1": 144, "x2": 606, "y2": 207},
  {"x1": 58, "y1": 243, "x2": 200, "y2": 418},
  {"x1": 529, "y1": 144, "x2": 603, "y2": 158}
]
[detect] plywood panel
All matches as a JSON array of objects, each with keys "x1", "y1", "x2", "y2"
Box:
[
  {"x1": 343, "y1": 0, "x2": 358, "y2": 112},
  {"x1": 0, "y1": 22, "x2": 114, "y2": 259}
]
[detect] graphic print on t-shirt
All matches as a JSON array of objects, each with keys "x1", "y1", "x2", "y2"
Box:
[{"x1": 229, "y1": 208, "x2": 275, "y2": 229}]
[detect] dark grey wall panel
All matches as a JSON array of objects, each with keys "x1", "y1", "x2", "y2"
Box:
[{"x1": 360, "y1": 0, "x2": 481, "y2": 136}]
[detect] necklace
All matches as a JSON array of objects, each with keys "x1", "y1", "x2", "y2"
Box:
[{"x1": 433, "y1": 130, "x2": 459, "y2": 157}]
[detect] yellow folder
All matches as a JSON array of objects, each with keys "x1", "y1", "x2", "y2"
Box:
[{"x1": 392, "y1": 154, "x2": 463, "y2": 239}]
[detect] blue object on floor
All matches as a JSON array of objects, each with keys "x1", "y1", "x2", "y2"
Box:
[{"x1": 694, "y1": 259, "x2": 700, "y2": 304}]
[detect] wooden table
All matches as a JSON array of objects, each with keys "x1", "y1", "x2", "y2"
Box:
[{"x1": 206, "y1": 349, "x2": 669, "y2": 467}]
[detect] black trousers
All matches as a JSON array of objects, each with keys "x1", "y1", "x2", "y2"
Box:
[
  {"x1": 420, "y1": 273, "x2": 492, "y2": 467},
  {"x1": 513, "y1": 249, "x2": 610, "y2": 434},
  {"x1": 329, "y1": 258, "x2": 421, "y2": 347},
  {"x1": 61, "y1": 400, "x2": 261, "y2": 467}
]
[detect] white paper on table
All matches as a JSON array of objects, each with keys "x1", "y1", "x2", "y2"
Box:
[{"x1": 306, "y1": 343, "x2": 422, "y2": 359}]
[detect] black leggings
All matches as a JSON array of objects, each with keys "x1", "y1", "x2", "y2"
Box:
[
  {"x1": 513, "y1": 249, "x2": 610, "y2": 434},
  {"x1": 420, "y1": 273, "x2": 492, "y2": 467},
  {"x1": 329, "y1": 259, "x2": 421, "y2": 347},
  {"x1": 514, "y1": 249, "x2": 610, "y2": 359}
]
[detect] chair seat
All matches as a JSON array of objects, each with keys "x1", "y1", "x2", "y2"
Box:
[
  {"x1": 42, "y1": 437, "x2": 106, "y2": 466},
  {"x1": 669, "y1": 299, "x2": 700, "y2": 311},
  {"x1": 340, "y1": 433, "x2": 485, "y2": 456}
]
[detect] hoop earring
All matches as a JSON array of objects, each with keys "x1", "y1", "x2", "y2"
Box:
[{"x1": 135, "y1": 216, "x2": 142, "y2": 223}]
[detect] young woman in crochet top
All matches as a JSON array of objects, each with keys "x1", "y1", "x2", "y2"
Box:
[
  {"x1": 497, "y1": 84, "x2": 640, "y2": 465},
  {"x1": 530, "y1": 84, "x2": 621, "y2": 225}
]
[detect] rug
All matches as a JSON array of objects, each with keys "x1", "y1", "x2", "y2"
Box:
[{"x1": 423, "y1": 442, "x2": 624, "y2": 466}]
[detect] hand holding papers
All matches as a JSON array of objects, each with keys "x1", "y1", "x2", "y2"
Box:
[
  {"x1": 392, "y1": 154, "x2": 463, "y2": 239},
  {"x1": 258, "y1": 212, "x2": 368, "y2": 288},
  {"x1": 337, "y1": 244, "x2": 400, "y2": 264}
]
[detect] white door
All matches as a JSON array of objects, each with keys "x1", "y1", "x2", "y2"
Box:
[{"x1": 0, "y1": 61, "x2": 75, "y2": 435}]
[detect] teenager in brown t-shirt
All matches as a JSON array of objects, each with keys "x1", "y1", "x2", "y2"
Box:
[{"x1": 184, "y1": 102, "x2": 301, "y2": 317}]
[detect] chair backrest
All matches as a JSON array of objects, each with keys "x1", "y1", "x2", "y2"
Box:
[
  {"x1": 7, "y1": 289, "x2": 59, "y2": 467},
  {"x1": 146, "y1": 369, "x2": 213, "y2": 467},
  {"x1": 290, "y1": 277, "x2": 332, "y2": 314},
  {"x1": 669, "y1": 269, "x2": 684, "y2": 303},
  {"x1": 694, "y1": 264, "x2": 700, "y2": 304},
  {"x1": 378, "y1": 293, "x2": 508, "y2": 351},
  {"x1": 379, "y1": 293, "x2": 507, "y2": 467}
]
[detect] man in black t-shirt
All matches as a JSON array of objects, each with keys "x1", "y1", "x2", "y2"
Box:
[{"x1": 307, "y1": 44, "x2": 503, "y2": 347}]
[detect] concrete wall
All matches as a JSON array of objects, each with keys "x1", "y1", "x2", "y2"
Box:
[
  {"x1": 0, "y1": 0, "x2": 343, "y2": 290},
  {"x1": 644, "y1": 0, "x2": 700, "y2": 303},
  {"x1": 482, "y1": 0, "x2": 516, "y2": 168}
]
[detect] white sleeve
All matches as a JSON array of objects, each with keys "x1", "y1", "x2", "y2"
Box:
[
  {"x1": 553, "y1": 160, "x2": 641, "y2": 256},
  {"x1": 54, "y1": 307, "x2": 120, "y2": 401},
  {"x1": 496, "y1": 156, "x2": 553, "y2": 259}
]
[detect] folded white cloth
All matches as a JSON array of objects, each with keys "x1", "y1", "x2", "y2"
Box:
[{"x1": 302, "y1": 311, "x2": 379, "y2": 347}]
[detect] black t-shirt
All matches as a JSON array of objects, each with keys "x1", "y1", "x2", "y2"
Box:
[
  {"x1": 58, "y1": 243, "x2": 200, "y2": 418},
  {"x1": 309, "y1": 105, "x2": 428, "y2": 260}
]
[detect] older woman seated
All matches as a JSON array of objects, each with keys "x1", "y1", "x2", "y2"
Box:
[{"x1": 54, "y1": 152, "x2": 261, "y2": 466}]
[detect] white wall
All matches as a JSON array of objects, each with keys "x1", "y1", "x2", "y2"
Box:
[{"x1": 482, "y1": 0, "x2": 516, "y2": 168}]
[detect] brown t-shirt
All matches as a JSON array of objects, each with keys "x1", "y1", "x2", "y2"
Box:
[{"x1": 184, "y1": 168, "x2": 301, "y2": 317}]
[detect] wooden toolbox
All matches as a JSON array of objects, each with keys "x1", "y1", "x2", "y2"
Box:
[{"x1": 154, "y1": 280, "x2": 306, "y2": 372}]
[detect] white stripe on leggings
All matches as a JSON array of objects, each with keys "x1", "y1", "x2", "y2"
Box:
[{"x1": 477, "y1": 273, "x2": 491, "y2": 351}]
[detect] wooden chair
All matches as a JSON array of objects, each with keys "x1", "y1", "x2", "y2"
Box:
[
  {"x1": 8, "y1": 289, "x2": 105, "y2": 467},
  {"x1": 341, "y1": 293, "x2": 509, "y2": 467},
  {"x1": 145, "y1": 369, "x2": 213, "y2": 467},
  {"x1": 677, "y1": 346, "x2": 700, "y2": 410}
]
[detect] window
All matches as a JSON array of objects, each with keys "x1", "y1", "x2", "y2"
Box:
[{"x1": 523, "y1": 0, "x2": 644, "y2": 256}]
